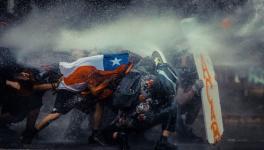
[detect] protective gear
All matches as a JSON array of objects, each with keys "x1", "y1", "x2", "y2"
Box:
[
  {"x1": 156, "y1": 63, "x2": 179, "y2": 94},
  {"x1": 113, "y1": 72, "x2": 141, "y2": 110}
]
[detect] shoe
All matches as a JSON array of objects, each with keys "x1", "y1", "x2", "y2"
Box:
[
  {"x1": 116, "y1": 132, "x2": 129, "y2": 150},
  {"x1": 185, "y1": 129, "x2": 203, "y2": 142},
  {"x1": 88, "y1": 130, "x2": 106, "y2": 146},
  {"x1": 155, "y1": 136, "x2": 177, "y2": 150},
  {"x1": 20, "y1": 128, "x2": 38, "y2": 144},
  {"x1": 176, "y1": 127, "x2": 203, "y2": 142}
]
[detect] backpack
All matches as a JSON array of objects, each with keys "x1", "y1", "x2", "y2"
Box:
[{"x1": 113, "y1": 72, "x2": 141, "y2": 109}]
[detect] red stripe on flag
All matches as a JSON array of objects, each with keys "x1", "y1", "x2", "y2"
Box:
[
  {"x1": 63, "y1": 64, "x2": 128, "y2": 86},
  {"x1": 64, "y1": 66, "x2": 96, "y2": 85}
]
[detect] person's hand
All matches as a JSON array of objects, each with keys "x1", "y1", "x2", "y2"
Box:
[
  {"x1": 58, "y1": 76, "x2": 63, "y2": 83},
  {"x1": 195, "y1": 79, "x2": 204, "y2": 89},
  {"x1": 137, "y1": 114, "x2": 146, "y2": 121},
  {"x1": 6, "y1": 80, "x2": 21, "y2": 90},
  {"x1": 81, "y1": 90, "x2": 90, "y2": 96},
  {"x1": 112, "y1": 73, "x2": 120, "y2": 80},
  {"x1": 98, "y1": 89, "x2": 113, "y2": 100},
  {"x1": 17, "y1": 72, "x2": 30, "y2": 80},
  {"x1": 137, "y1": 112, "x2": 154, "y2": 122},
  {"x1": 146, "y1": 79, "x2": 154, "y2": 89},
  {"x1": 192, "y1": 79, "x2": 204, "y2": 94},
  {"x1": 139, "y1": 94, "x2": 146, "y2": 102},
  {"x1": 52, "y1": 76, "x2": 63, "y2": 90}
]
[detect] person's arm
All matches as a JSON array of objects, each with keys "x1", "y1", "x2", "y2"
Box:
[
  {"x1": 175, "y1": 87, "x2": 195, "y2": 105},
  {"x1": 6, "y1": 80, "x2": 21, "y2": 90},
  {"x1": 97, "y1": 63, "x2": 133, "y2": 77},
  {"x1": 33, "y1": 83, "x2": 53, "y2": 91},
  {"x1": 6, "y1": 80, "x2": 58, "y2": 91},
  {"x1": 92, "y1": 103, "x2": 103, "y2": 130},
  {"x1": 88, "y1": 64, "x2": 133, "y2": 96},
  {"x1": 6, "y1": 80, "x2": 32, "y2": 95},
  {"x1": 33, "y1": 77, "x2": 62, "y2": 91},
  {"x1": 175, "y1": 79, "x2": 203, "y2": 105},
  {"x1": 88, "y1": 79, "x2": 112, "y2": 96}
]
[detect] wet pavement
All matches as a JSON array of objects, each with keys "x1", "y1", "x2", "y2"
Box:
[
  {"x1": 1, "y1": 92, "x2": 264, "y2": 150},
  {"x1": 1, "y1": 122, "x2": 264, "y2": 150},
  {"x1": 1, "y1": 141, "x2": 264, "y2": 150}
]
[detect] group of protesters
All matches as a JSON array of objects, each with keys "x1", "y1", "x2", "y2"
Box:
[{"x1": 0, "y1": 47, "x2": 203, "y2": 150}]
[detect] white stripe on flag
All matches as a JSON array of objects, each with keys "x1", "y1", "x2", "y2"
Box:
[
  {"x1": 58, "y1": 81, "x2": 88, "y2": 92},
  {"x1": 59, "y1": 55, "x2": 104, "y2": 77}
]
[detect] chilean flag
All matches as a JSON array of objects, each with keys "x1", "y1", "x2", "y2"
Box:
[{"x1": 58, "y1": 53, "x2": 129, "y2": 92}]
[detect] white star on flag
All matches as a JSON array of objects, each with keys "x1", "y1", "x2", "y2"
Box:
[{"x1": 110, "y1": 57, "x2": 122, "y2": 66}]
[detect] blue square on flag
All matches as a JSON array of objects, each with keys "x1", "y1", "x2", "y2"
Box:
[{"x1": 103, "y1": 53, "x2": 129, "y2": 71}]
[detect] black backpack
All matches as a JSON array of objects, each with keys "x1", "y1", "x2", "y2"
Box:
[{"x1": 113, "y1": 72, "x2": 141, "y2": 109}]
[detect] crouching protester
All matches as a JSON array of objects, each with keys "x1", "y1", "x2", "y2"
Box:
[
  {"x1": 174, "y1": 51, "x2": 204, "y2": 142},
  {"x1": 100, "y1": 61, "x2": 179, "y2": 150}
]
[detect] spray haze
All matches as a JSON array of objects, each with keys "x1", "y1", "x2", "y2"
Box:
[
  {"x1": 0, "y1": 0, "x2": 263, "y2": 68},
  {"x1": 56, "y1": 15, "x2": 185, "y2": 55}
]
